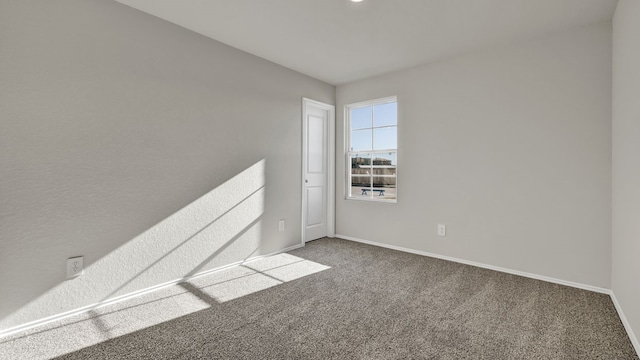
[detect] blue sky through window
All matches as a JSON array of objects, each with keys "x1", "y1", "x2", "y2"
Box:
[
  {"x1": 350, "y1": 101, "x2": 397, "y2": 151},
  {"x1": 351, "y1": 107, "x2": 372, "y2": 130},
  {"x1": 373, "y1": 102, "x2": 397, "y2": 127}
]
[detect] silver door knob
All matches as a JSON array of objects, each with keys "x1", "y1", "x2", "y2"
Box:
[{"x1": 305, "y1": 179, "x2": 308, "y2": 183}]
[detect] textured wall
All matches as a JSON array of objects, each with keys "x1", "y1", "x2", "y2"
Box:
[
  {"x1": 336, "y1": 22, "x2": 612, "y2": 288},
  {"x1": 612, "y1": 0, "x2": 640, "y2": 351},
  {"x1": 0, "y1": 0, "x2": 334, "y2": 331}
]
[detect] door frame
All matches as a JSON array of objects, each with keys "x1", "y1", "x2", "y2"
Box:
[{"x1": 301, "y1": 97, "x2": 335, "y2": 244}]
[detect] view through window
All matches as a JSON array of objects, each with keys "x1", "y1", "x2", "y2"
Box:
[{"x1": 346, "y1": 96, "x2": 397, "y2": 202}]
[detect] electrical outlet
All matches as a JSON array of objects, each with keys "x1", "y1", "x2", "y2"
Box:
[
  {"x1": 278, "y1": 220, "x2": 285, "y2": 232},
  {"x1": 67, "y1": 256, "x2": 84, "y2": 279},
  {"x1": 437, "y1": 224, "x2": 446, "y2": 237}
]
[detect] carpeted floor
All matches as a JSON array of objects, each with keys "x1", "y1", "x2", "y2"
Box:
[{"x1": 1, "y1": 237, "x2": 637, "y2": 359}]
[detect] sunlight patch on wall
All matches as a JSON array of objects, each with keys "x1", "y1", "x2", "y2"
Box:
[{"x1": 1, "y1": 160, "x2": 266, "y2": 332}]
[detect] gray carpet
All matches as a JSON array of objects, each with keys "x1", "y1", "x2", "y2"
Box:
[{"x1": 1, "y1": 238, "x2": 637, "y2": 359}]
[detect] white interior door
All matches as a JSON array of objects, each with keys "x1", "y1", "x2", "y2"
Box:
[{"x1": 302, "y1": 99, "x2": 334, "y2": 243}]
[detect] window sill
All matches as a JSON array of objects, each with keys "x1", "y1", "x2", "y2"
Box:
[{"x1": 345, "y1": 197, "x2": 397, "y2": 204}]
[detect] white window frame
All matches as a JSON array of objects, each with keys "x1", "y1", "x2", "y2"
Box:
[{"x1": 345, "y1": 96, "x2": 398, "y2": 203}]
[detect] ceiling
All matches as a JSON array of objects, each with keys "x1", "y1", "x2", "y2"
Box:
[{"x1": 115, "y1": 0, "x2": 617, "y2": 85}]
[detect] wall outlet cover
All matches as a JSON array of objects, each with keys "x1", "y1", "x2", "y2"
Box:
[
  {"x1": 438, "y1": 224, "x2": 446, "y2": 237},
  {"x1": 67, "y1": 256, "x2": 84, "y2": 279}
]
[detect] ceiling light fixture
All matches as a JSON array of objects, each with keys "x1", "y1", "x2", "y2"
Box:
[{"x1": 350, "y1": 0, "x2": 364, "y2": 2}]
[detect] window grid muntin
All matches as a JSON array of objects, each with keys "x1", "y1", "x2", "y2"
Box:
[{"x1": 346, "y1": 96, "x2": 397, "y2": 203}]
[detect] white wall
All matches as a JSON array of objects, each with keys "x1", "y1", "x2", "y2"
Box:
[
  {"x1": 336, "y1": 22, "x2": 612, "y2": 288},
  {"x1": 0, "y1": 0, "x2": 334, "y2": 331},
  {"x1": 612, "y1": 0, "x2": 640, "y2": 350}
]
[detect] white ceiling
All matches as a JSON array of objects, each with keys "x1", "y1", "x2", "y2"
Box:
[{"x1": 115, "y1": 0, "x2": 617, "y2": 85}]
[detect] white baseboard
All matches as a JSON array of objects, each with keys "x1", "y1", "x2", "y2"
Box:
[
  {"x1": 610, "y1": 292, "x2": 640, "y2": 355},
  {"x1": 334, "y1": 234, "x2": 610, "y2": 294},
  {"x1": 0, "y1": 243, "x2": 305, "y2": 339}
]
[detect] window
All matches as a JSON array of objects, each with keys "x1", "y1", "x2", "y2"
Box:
[{"x1": 345, "y1": 96, "x2": 397, "y2": 202}]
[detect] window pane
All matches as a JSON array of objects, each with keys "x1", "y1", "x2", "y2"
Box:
[
  {"x1": 372, "y1": 152, "x2": 397, "y2": 200},
  {"x1": 350, "y1": 154, "x2": 372, "y2": 199},
  {"x1": 373, "y1": 102, "x2": 397, "y2": 127},
  {"x1": 373, "y1": 126, "x2": 397, "y2": 150},
  {"x1": 371, "y1": 152, "x2": 397, "y2": 177},
  {"x1": 350, "y1": 106, "x2": 372, "y2": 130},
  {"x1": 371, "y1": 177, "x2": 396, "y2": 200},
  {"x1": 350, "y1": 129, "x2": 372, "y2": 151}
]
